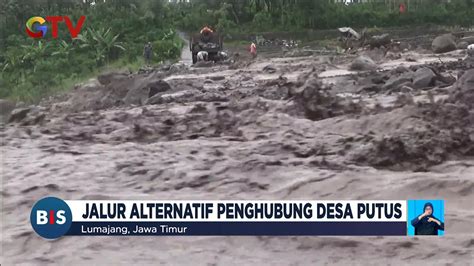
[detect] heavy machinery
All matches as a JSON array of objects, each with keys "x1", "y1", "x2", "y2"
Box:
[{"x1": 190, "y1": 29, "x2": 223, "y2": 64}]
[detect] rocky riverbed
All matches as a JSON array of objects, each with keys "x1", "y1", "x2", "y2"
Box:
[{"x1": 1, "y1": 36, "x2": 474, "y2": 265}]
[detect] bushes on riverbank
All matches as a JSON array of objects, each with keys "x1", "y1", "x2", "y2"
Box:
[
  {"x1": 1, "y1": 0, "x2": 183, "y2": 102},
  {"x1": 170, "y1": 0, "x2": 473, "y2": 34}
]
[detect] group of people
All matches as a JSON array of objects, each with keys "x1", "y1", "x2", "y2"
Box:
[{"x1": 143, "y1": 26, "x2": 258, "y2": 66}]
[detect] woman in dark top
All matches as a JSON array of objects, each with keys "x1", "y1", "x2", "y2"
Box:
[{"x1": 411, "y1": 202, "x2": 444, "y2": 235}]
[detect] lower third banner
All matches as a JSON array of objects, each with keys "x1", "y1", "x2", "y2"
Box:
[{"x1": 30, "y1": 198, "x2": 445, "y2": 239}]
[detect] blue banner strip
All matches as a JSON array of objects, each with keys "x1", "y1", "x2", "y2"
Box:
[{"x1": 67, "y1": 222, "x2": 407, "y2": 236}]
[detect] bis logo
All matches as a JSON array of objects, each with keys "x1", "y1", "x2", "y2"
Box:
[
  {"x1": 26, "y1": 16, "x2": 86, "y2": 39},
  {"x1": 30, "y1": 197, "x2": 72, "y2": 239}
]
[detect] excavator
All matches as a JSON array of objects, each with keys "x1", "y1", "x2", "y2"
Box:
[{"x1": 189, "y1": 26, "x2": 224, "y2": 64}]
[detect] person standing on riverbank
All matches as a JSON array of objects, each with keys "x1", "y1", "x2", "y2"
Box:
[
  {"x1": 144, "y1": 42, "x2": 153, "y2": 66},
  {"x1": 399, "y1": 3, "x2": 406, "y2": 14},
  {"x1": 249, "y1": 42, "x2": 257, "y2": 59}
]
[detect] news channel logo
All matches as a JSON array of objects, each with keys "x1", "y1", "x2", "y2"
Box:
[
  {"x1": 30, "y1": 197, "x2": 72, "y2": 239},
  {"x1": 407, "y1": 199, "x2": 445, "y2": 236},
  {"x1": 25, "y1": 16, "x2": 86, "y2": 38},
  {"x1": 26, "y1": 17, "x2": 48, "y2": 38}
]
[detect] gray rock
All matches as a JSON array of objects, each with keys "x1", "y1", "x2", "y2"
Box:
[
  {"x1": 394, "y1": 65, "x2": 410, "y2": 74},
  {"x1": 382, "y1": 72, "x2": 414, "y2": 91},
  {"x1": 8, "y1": 107, "x2": 31, "y2": 123},
  {"x1": 363, "y1": 48, "x2": 385, "y2": 62},
  {"x1": 432, "y1": 34, "x2": 457, "y2": 54},
  {"x1": 413, "y1": 68, "x2": 436, "y2": 89},
  {"x1": 350, "y1": 56, "x2": 377, "y2": 71},
  {"x1": 369, "y1": 34, "x2": 391, "y2": 48},
  {"x1": 123, "y1": 87, "x2": 150, "y2": 106},
  {"x1": 457, "y1": 41, "x2": 469, "y2": 50},
  {"x1": 285, "y1": 49, "x2": 314, "y2": 57},
  {"x1": 387, "y1": 81, "x2": 413, "y2": 94},
  {"x1": 147, "y1": 90, "x2": 197, "y2": 105},
  {"x1": 146, "y1": 94, "x2": 164, "y2": 105},
  {"x1": 263, "y1": 65, "x2": 277, "y2": 73},
  {"x1": 385, "y1": 51, "x2": 401, "y2": 60},
  {"x1": 7, "y1": 106, "x2": 45, "y2": 125},
  {"x1": 123, "y1": 78, "x2": 172, "y2": 105},
  {"x1": 357, "y1": 84, "x2": 381, "y2": 94},
  {"x1": 400, "y1": 85, "x2": 414, "y2": 93},
  {"x1": 450, "y1": 69, "x2": 474, "y2": 108},
  {"x1": 405, "y1": 53, "x2": 418, "y2": 62},
  {"x1": 97, "y1": 72, "x2": 129, "y2": 85},
  {"x1": 138, "y1": 66, "x2": 156, "y2": 74},
  {"x1": 15, "y1": 101, "x2": 26, "y2": 108},
  {"x1": 169, "y1": 63, "x2": 187, "y2": 73},
  {"x1": 399, "y1": 42, "x2": 411, "y2": 51},
  {"x1": 456, "y1": 69, "x2": 474, "y2": 91},
  {"x1": 460, "y1": 36, "x2": 474, "y2": 45}
]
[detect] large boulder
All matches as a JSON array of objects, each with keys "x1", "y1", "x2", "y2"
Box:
[
  {"x1": 350, "y1": 56, "x2": 378, "y2": 71},
  {"x1": 97, "y1": 72, "x2": 129, "y2": 85},
  {"x1": 123, "y1": 74, "x2": 171, "y2": 105},
  {"x1": 292, "y1": 74, "x2": 362, "y2": 120},
  {"x1": 460, "y1": 36, "x2": 474, "y2": 45},
  {"x1": 65, "y1": 80, "x2": 111, "y2": 112},
  {"x1": 58, "y1": 71, "x2": 171, "y2": 112},
  {"x1": 363, "y1": 48, "x2": 385, "y2": 62},
  {"x1": 457, "y1": 41, "x2": 469, "y2": 50},
  {"x1": 413, "y1": 67, "x2": 436, "y2": 89},
  {"x1": 449, "y1": 69, "x2": 474, "y2": 108},
  {"x1": 169, "y1": 63, "x2": 187, "y2": 74},
  {"x1": 369, "y1": 34, "x2": 391, "y2": 48},
  {"x1": 8, "y1": 106, "x2": 46, "y2": 125},
  {"x1": 382, "y1": 71, "x2": 414, "y2": 91},
  {"x1": 432, "y1": 34, "x2": 457, "y2": 54},
  {"x1": 295, "y1": 77, "x2": 335, "y2": 120},
  {"x1": 8, "y1": 107, "x2": 31, "y2": 123}
]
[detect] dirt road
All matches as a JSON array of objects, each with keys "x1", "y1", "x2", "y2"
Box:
[
  {"x1": 1, "y1": 42, "x2": 473, "y2": 265},
  {"x1": 178, "y1": 31, "x2": 193, "y2": 66}
]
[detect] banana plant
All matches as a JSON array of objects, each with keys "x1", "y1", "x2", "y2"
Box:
[
  {"x1": 51, "y1": 40, "x2": 74, "y2": 58},
  {"x1": 161, "y1": 28, "x2": 175, "y2": 41},
  {"x1": 2, "y1": 53, "x2": 22, "y2": 72},
  {"x1": 21, "y1": 41, "x2": 49, "y2": 72},
  {"x1": 76, "y1": 30, "x2": 92, "y2": 48},
  {"x1": 92, "y1": 47, "x2": 107, "y2": 65},
  {"x1": 99, "y1": 28, "x2": 126, "y2": 63},
  {"x1": 21, "y1": 41, "x2": 48, "y2": 61},
  {"x1": 77, "y1": 27, "x2": 125, "y2": 64}
]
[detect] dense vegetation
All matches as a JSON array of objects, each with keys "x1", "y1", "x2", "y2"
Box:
[
  {"x1": 1, "y1": 0, "x2": 184, "y2": 102},
  {"x1": 1, "y1": 0, "x2": 473, "y2": 102},
  {"x1": 171, "y1": 0, "x2": 474, "y2": 33}
]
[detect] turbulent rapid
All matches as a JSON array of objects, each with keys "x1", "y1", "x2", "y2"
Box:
[{"x1": 1, "y1": 35, "x2": 474, "y2": 264}]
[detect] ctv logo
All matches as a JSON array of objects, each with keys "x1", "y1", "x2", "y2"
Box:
[
  {"x1": 30, "y1": 197, "x2": 72, "y2": 239},
  {"x1": 25, "y1": 16, "x2": 86, "y2": 39}
]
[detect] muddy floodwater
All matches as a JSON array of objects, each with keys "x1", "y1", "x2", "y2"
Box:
[{"x1": 1, "y1": 34, "x2": 474, "y2": 265}]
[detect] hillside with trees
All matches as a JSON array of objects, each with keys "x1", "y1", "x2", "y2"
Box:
[{"x1": 1, "y1": 0, "x2": 473, "y2": 102}]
